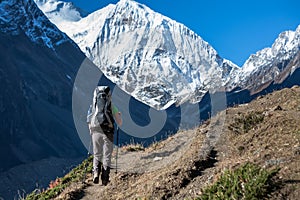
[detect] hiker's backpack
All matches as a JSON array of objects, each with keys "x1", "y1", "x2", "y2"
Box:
[{"x1": 88, "y1": 86, "x2": 114, "y2": 132}]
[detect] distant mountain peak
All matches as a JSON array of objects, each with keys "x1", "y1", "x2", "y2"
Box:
[
  {"x1": 228, "y1": 25, "x2": 300, "y2": 93},
  {"x1": 34, "y1": 0, "x2": 88, "y2": 23}
]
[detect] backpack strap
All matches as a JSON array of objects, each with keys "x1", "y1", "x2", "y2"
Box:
[{"x1": 104, "y1": 95, "x2": 113, "y2": 128}]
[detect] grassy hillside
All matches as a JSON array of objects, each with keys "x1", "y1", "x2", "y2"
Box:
[{"x1": 25, "y1": 86, "x2": 300, "y2": 200}]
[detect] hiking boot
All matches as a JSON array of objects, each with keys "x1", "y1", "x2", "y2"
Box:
[
  {"x1": 92, "y1": 162, "x2": 103, "y2": 184},
  {"x1": 101, "y1": 166, "x2": 110, "y2": 186},
  {"x1": 93, "y1": 174, "x2": 99, "y2": 184},
  {"x1": 93, "y1": 170, "x2": 99, "y2": 184},
  {"x1": 102, "y1": 179, "x2": 109, "y2": 186}
]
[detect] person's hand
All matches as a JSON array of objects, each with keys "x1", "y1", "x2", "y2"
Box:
[{"x1": 115, "y1": 112, "x2": 123, "y2": 127}]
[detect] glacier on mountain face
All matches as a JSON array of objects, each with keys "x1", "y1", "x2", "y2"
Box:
[{"x1": 35, "y1": 0, "x2": 240, "y2": 109}]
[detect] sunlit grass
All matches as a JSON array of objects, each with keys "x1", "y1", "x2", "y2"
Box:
[
  {"x1": 24, "y1": 156, "x2": 92, "y2": 200},
  {"x1": 197, "y1": 163, "x2": 280, "y2": 200}
]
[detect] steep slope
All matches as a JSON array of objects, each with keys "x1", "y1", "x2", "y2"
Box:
[
  {"x1": 28, "y1": 86, "x2": 300, "y2": 200},
  {"x1": 0, "y1": 0, "x2": 91, "y2": 198},
  {"x1": 36, "y1": 0, "x2": 240, "y2": 109}
]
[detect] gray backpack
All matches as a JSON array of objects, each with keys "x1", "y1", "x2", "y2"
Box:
[{"x1": 87, "y1": 86, "x2": 114, "y2": 132}]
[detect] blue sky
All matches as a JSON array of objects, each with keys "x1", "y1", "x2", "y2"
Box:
[{"x1": 72, "y1": 0, "x2": 300, "y2": 66}]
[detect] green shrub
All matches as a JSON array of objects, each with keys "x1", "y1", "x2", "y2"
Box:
[
  {"x1": 197, "y1": 163, "x2": 279, "y2": 200},
  {"x1": 229, "y1": 112, "x2": 264, "y2": 134}
]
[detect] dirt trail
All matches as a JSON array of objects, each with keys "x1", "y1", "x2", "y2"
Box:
[
  {"x1": 111, "y1": 129, "x2": 195, "y2": 173},
  {"x1": 78, "y1": 109, "x2": 227, "y2": 200},
  {"x1": 80, "y1": 127, "x2": 203, "y2": 200}
]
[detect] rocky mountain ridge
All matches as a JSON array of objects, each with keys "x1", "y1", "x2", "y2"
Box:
[
  {"x1": 0, "y1": 0, "x2": 77, "y2": 50},
  {"x1": 228, "y1": 25, "x2": 300, "y2": 92}
]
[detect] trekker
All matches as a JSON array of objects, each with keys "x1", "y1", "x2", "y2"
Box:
[{"x1": 87, "y1": 86, "x2": 122, "y2": 185}]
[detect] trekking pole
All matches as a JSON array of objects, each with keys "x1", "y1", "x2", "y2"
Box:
[{"x1": 115, "y1": 126, "x2": 120, "y2": 174}]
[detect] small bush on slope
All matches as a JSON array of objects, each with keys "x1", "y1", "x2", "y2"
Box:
[
  {"x1": 197, "y1": 163, "x2": 280, "y2": 200},
  {"x1": 228, "y1": 111, "x2": 264, "y2": 134}
]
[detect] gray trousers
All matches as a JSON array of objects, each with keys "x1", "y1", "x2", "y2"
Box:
[{"x1": 92, "y1": 130, "x2": 114, "y2": 172}]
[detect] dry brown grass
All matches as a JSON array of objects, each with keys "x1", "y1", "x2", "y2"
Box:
[{"x1": 29, "y1": 86, "x2": 300, "y2": 200}]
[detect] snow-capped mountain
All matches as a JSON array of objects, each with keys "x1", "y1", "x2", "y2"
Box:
[
  {"x1": 0, "y1": 0, "x2": 75, "y2": 50},
  {"x1": 34, "y1": 0, "x2": 87, "y2": 24},
  {"x1": 228, "y1": 25, "x2": 300, "y2": 92},
  {"x1": 35, "y1": 0, "x2": 240, "y2": 109},
  {"x1": 35, "y1": 0, "x2": 300, "y2": 109}
]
